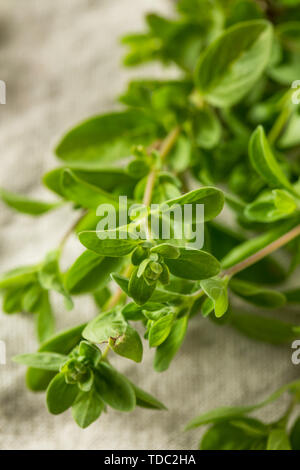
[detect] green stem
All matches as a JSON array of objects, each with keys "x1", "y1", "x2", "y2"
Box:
[
  {"x1": 268, "y1": 90, "x2": 293, "y2": 145},
  {"x1": 60, "y1": 209, "x2": 87, "y2": 250}
]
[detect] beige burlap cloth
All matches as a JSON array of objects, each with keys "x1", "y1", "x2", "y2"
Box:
[{"x1": 0, "y1": 0, "x2": 298, "y2": 450}]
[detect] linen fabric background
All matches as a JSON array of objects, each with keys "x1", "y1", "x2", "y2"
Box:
[{"x1": 0, "y1": 0, "x2": 298, "y2": 450}]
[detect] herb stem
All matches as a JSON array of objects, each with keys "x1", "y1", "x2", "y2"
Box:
[
  {"x1": 103, "y1": 126, "x2": 181, "y2": 312},
  {"x1": 60, "y1": 209, "x2": 87, "y2": 249},
  {"x1": 160, "y1": 125, "x2": 181, "y2": 162},
  {"x1": 143, "y1": 169, "x2": 157, "y2": 207},
  {"x1": 101, "y1": 344, "x2": 110, "y2": 360},
  {"x1": 225, "y1": 223, "x2": 300, "y2": 277}
]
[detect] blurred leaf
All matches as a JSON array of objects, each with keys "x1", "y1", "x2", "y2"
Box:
[
  {"x1": 13, "y1": 352, "x2": 67, "y2": 371},
  {"x1": 249, "y1": 126, "x2": 297, "y2": 195},
  {"x1": 128, "y1": 267, "x2": 156, "y2": 305},
  {"x1": 230, "y1": 310, "x2": 299, "y2": 344},
  {"x1": 229, "y1": 279, "x2": 286, "y2": 308},
  {"x1": 192, "y1": 108, "x2": 222, "y2": 149},
  {"x1": 83, "y1": 308, "x2": 127, "y2": 345},
  {"x1": 35, "y1": 291, "x2": 55, "y2": 343},
  {"x1": 56, "y1": 110, "x2": 161, "y2": 168},
  {"x1": 149, "y1": 313, "x2": 174, "y2": 347},
  {"x1": 267, "y1": 429, "x2": 291, "y2": 450},
  {"x1": 290, "y1": 417, "x2": 300, "y2": 450},
  {"x1": 65, "y1": 250, "x2": 123, "y2": 295},
  {"x1": 195, "y1": 20, "x2": 273, "y2": 106},
  {"x1": 0, "y1": 188, "x2": 59, "y2": 216},
  {"x1": 244, "y1": 189, "x2": 297, "y2": 223}
]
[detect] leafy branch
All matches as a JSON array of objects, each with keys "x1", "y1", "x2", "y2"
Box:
[{"x1": 1, "y1": 0, "x2": 300, "y2": 449}]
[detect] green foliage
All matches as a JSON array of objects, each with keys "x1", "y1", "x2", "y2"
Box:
[
  {"x1": 3, "y1": 0, "x2": 300, "y2": 447},
  {"x1": 0, "y1": 188, "x2": 60, "y2": 216},
  {"x1": 195, "y1": 20, "x2": 273, "y2": 107}
]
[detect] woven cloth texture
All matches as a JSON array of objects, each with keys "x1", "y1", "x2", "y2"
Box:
[{"x1": 0, "y1": 0, "x2": 298, "y2": 450}]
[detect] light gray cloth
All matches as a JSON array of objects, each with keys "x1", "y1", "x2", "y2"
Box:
[{"x1": 0, "y1": 0, "x2": 299, "y2": 450}]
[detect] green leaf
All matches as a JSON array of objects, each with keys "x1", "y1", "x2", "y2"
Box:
[
  {"x1": 112, "y1": 272, "x2": 190, "y2": 304},
  {"x1": 290, "y1": 417, "x2": 300, "y2": 450},
  {"x1": 244, "y1": 189, "x2": 298, "y2": 223},
  {"x1": 195, "y1": 20, "x2": 273, "y2": 107},
  {"x1": 267, "y1": 429, "x2": 291, "y2": 450},
  {"x1": 83, "y1": 308, "x2": 127, "y2": 344},
  {"x1": 38, "y1": 250, "x2": 73, "y2": 309},
  {"x1": 0, "y1": 266, "x2": 37, "y2": 290},
  {"x1": 130, "y1": 382, "x2": 167, "y2": 410},
  {"x1": 154, "y1": 316, "x2": 188, "y2": 372},
  {"x1": 95, "y1": 362, "x2": 136, "y2": 412},
  {"x1": 65, "y1": 250, "x2": 124, "y2": 295},
  {"x1": 110, "y1": 324, "x2": 143, "y2": 363},
  {"x1": 56, "y1": 110, "x2": 161, "y2": 168},
  {"x1": 279, "y1": 110, "x2": 300, "y2": 149},
  {"x1": 2, "y1": 287, "x2": 25, "y2": 314},
  {"x1": 185, "y1": 380, "x2": 300, "y2": 429},
  {"x1": 61, "y1": 169, "x2": 119, "y2": 209},
  {"x1": 72, "y1": 389, "x2": 105, "y2": 428},
  {"x1": 93, "y1": 287, "x2": 111, "y2": 309},
  {"x1": 200, "y1": 278, "x2": 229, "y2": 318},
  {"x1": 163, "y1": 187, "x2": 224, "y2": 222},
  {"x1": 209, "y1": 221, "x2": 287, "y2": 284},
  {"x1": 200, "y1": 421, "x2": 267, "y2": 450},
  {"x1": 35, "y1": 291, "x2": 55, "y2": 343},
  {"x1": 26, "y1": 323, "x2": 86, "y2": 391},
  {"x1": 150, "y1": 243, "x2": 180, "y2": 259},
  {"x1": 277, "y1": 21, "x2": 300, "y2": 51},
  {"x1": 229, "y1": 279, "x2": 286, "y2": 308},
  {"x1": 249, "y1": 126, "x2": 296, "y2": 195},
  {"x1": 44, "y1": 166, "x2": 136, "y2": 198},
  {"x1": 230, "y1": 311, "x2": 298, "y2": 345},
  {"x1": 165, "y1": 247, "x2": 220, "y2": 280},
  {"x1": 46, "y1": 372, "x2": 79, "y2": 415},
  {"x1": 13, "y1": 352, "x2": 67, "y2": 371},
  {"x1": 22, "y1": 283, "x2": 43, "y2": 312},
  {"x1": 285, "y1": 288, "x2": 300, "y2": 303},
  {"x1": 149, "y1": 313, "x2": 174, "y2": 347},
  {"x1": 192, "y1": 108, "x2": 222, "y2": 149},
  {"x1": 221, "y1": 219, "x2": 297, "y2": 269},
  {"x1": 0, "y1": 188, "x2": 59, "y2": 216},
  {"x1": 79, "y1": 230, "x2": 141, "y2": 257},
  {"x1": 128, "y1": 267, "x2": 156, "y2": 305}
]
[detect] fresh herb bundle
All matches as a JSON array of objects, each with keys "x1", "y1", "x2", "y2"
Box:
[{"x1": 2, "y1": 0, "x2": 300, "y2": 449}]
